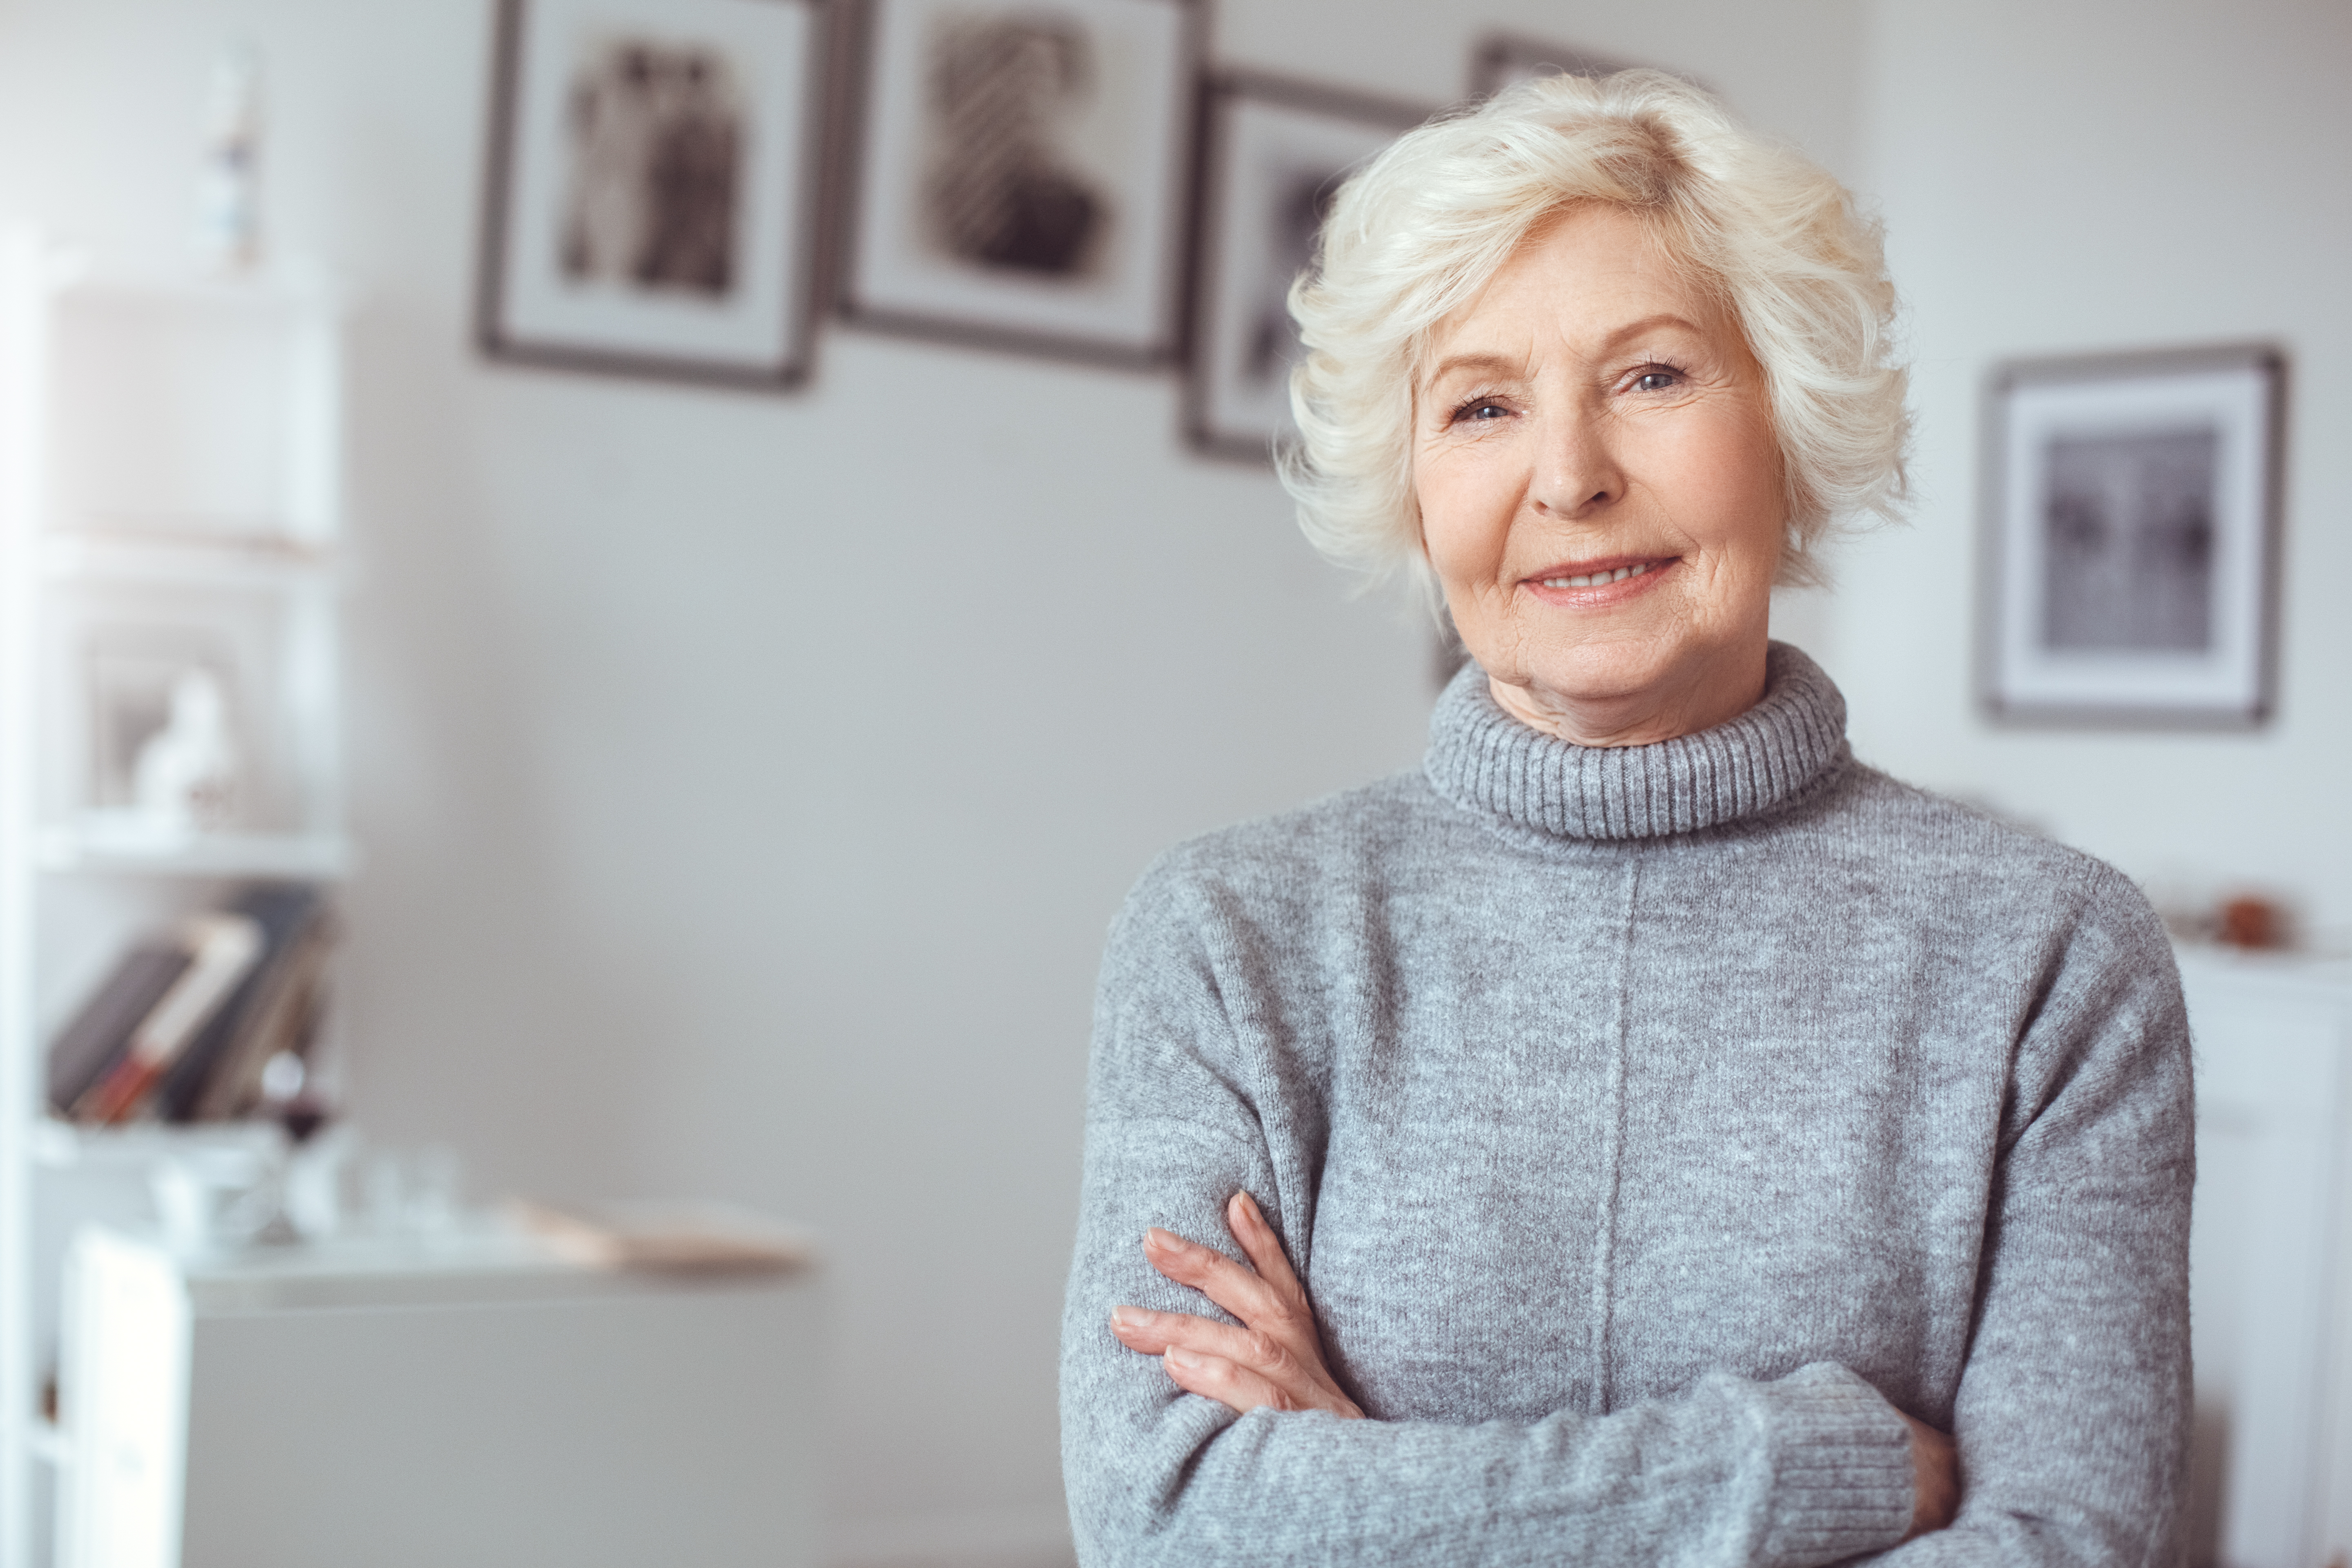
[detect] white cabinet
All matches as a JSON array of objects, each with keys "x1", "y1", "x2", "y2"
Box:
[
  {"x1": 57, "y1": 1225, "x2": 819, "y2": 1568},
  {"x1": 2179, "y1": 948, "x2": 2352, "y2": 1568}
]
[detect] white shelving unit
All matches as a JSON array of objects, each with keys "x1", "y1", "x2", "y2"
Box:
[{"x1": 0, "y1": 232, "x2": 352, "y2": 1568}]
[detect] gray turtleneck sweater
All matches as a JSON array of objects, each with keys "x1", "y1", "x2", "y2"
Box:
[{"x1": 1059, "y1": 646, "x2": 2192, "y2": 1567}]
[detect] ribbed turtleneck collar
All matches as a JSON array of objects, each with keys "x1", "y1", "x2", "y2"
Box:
[{"x1": 1424, "y1": 641, "x2": 1850, "y2": 842}]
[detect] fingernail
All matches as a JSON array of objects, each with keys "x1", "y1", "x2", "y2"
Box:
[
  {"x1": 1233, "y1": 1192, "x2": 1260, "y2": 1225},
  {"x1": 1110, "y1": 1306, "x2": 1149, "y2": 1332},
  {"x1": 1145, "y1": 1227, "x2": 1185, "y2": 1252},
  {"x1": 1164, "y1": 1347, "x2": 1203, "y2": 1371}
]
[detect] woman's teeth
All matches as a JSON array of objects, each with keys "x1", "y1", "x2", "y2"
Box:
[{"x1": 1541, "y1": 561, "x2": 1656, "y2": 589}]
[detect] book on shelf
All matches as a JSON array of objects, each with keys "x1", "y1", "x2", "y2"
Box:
[
  {"x1": 155, "y1": 882, "x2": 333, "y2": 1123},
  {"x1": 45, "y1": 938, "x2": 197, "y2": 1113},
  {"x1": 65, "y1": 912, "x2": 263, "y2": 1123},
  {"x1": 44, "y1": 882, "x2": 339, "y2": 1126}
]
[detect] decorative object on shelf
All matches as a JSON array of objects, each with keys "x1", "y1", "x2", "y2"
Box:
[
  {"x1": 82, "y1": 621, "x2": 245, "y2": 836},
  {"x1": 2156, "y1": 885, "x2": 2303, "y2": 953},
  {"x1": 1469, "y1": 33, "x2": 1647, "y2": 97},
  {"x1": 151, "y1": 1138, "x2": 287, "y2": 1251},
  {"x1": 279, "y1": 1121, "x2": 356, "y2": 1236},
  {"x1": 1979, "y1": 343, "x2": 2284, "y2": 726},
  {"x1": 198, "y1": 39, "x2": 265, "y2": 272},
  {"x1": 477, "y1": 0, "x2": 828, "y2": 389},
  {"x1": 52, "y1": 581, "x2": 316, "y2": 844},
  {"x1": 841, "y1": 0, "x2": 1200, "y2": 365},
  {"x1": 2217, "y1": 895, "x2": 2292, "y2": 952},
  {"x1": 1183, "y1": 71, "x2": 1426, "y2": 462},
  {"x1": 364, "y1": 1143, "x2": 466, "y2": 1237},
  {"x1": 130, "y1": 664, "x2": 239, "y2": 830}
]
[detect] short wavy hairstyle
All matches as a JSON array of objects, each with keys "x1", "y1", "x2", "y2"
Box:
[{"x1": 1281, "y1": 69, "x2": 1907, "y2": 596}]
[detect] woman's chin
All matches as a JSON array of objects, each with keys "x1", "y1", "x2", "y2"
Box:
[
  {"x1": 1503, "y1": 641, "x2": 1688, "y2": 710},
  {"x1": 1481, "y1": 632, "x2": 1764, "y2": 746}
]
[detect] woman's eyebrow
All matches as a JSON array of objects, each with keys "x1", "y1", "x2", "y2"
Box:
[
  {"x1": 1594, "y1": 312, "x2": 1708, "y2": 349},
  {"x1": 1423, "y1": 315, "x2": 1712, "y2": 388},
  {"x1": 1421, "y1": 350, "x2": 1522, "y2": 385}
]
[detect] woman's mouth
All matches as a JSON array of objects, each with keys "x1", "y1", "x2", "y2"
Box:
[{"x1": 1521, "y1": 556, "x2": 1678, "y2": 603}]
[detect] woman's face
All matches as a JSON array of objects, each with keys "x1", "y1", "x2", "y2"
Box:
[{"x1": 1412, "y1": 204, "x2": 1787, "y2": 747}]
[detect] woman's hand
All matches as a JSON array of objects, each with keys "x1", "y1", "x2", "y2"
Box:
[
  {"x1": 1901, "y1": 1411, "x2": 1960, "y2": 1539},
  {"x1": 1109, "y1": 1191, "x2": 1364, "y2": 1420}
]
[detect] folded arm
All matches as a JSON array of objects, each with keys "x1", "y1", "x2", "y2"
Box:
[
  {"x1": 1853, "y1": 869, "x2": 2194, "y2": 1566},
  {"x1": 1059, "y1": 876, "x2": 1919, "y2": 1568}
]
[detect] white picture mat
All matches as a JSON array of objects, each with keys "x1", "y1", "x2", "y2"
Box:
[
  {"x1": 850, "y1": 0, "x2": 1188, "y2": 350},
  {"x1": 1198, "y1": 98, "x2": 1401, "y2": 446},
  {"x1": 496, "y1": 0, "x2": 815, "y2": 370},
  {"x1": 1994, "y1": 365, "x2": 2270, "y2": 712}
]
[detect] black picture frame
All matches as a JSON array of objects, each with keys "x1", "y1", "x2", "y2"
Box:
[
  {"x1": 1978, "y1": 343, "x2": 2287, "y2": 729},
  {"x1": 475, "y1": 0, "x2": 829, "y2": 391},
  {"x1": 1180, "y1": 70, "x2": 1430, "y2": 463},
  {"x1": 836, "y1": 0, "x2": 1203, "y2": 368},
  {"x1": 1469, "y1": 32, "x2": 1647, "y2": 98}
]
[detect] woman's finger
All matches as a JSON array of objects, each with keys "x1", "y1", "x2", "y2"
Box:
[
  {"x1": 1226, "y1": 1191, "x2": 1307, "y2": 1301},
  {"x1": 1110, "y1": 1305, "x2": 1299, "y2": 1378},
  {"x1": 1161, "y1": 1346, "x2": 1304, "y2": 1415},
  {"x1": 1144, "y1": 1226, "x2": 1290, "y2": 1327},
  {"x1": 1112, "y1": 1305, "x2": 1364, "y2": 1419}
]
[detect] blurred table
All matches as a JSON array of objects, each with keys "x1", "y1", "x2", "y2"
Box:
[{"x1": 56, "y1": 1217, "x2": 818, "y2": 1568}]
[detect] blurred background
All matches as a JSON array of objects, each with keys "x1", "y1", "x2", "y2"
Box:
[{"x1": 0, "y1": 1, "x2": 2345, "y2": 1566}]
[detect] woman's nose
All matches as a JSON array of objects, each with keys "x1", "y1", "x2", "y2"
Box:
[{"x1": 1528, "y1": 409, "x2": 1624, "y2": 518}]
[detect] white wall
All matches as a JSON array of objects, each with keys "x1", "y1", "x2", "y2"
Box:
[
  {"x1": 1817, "y1": 0, "x2": 2352, "y2": 946},
  {"x1": 0, "y1": 4, "x2": 1870, "y2": 1563}
]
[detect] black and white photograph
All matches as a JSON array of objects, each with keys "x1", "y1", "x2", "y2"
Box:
[
  {"x1": 842, "y1": 0, "x2": 1199, "y2": 363},
  {"x1": 1981, "y1": 344, "x2": 2283, "y2": 725},
  {"x1": 1184, "y1": 72, "x2": 1426, "y2": 461},
  {"x1": 477, "y1": 0, "x2": 824, "y2": 388},
  {"x1": 1469, "y1": 32, "x2": 1646, "y2": 97}
]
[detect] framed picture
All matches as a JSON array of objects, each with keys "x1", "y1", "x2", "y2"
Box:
[
  {"x1": 1979, "y1": 344, "x2": 2285, "y2": 727},
  {"x1": 476, "y1": 0, "x2": 826, "y2": 389},
  {"x1": 1470, "y1": 33, "x2": 1646, "y2": 96},
  {"x1": 841, "y1": 0, "x2": 1200, "y2": 365},
  {"x1": 1184, "y1": 71, "x2": 1428, "y2": 461}
]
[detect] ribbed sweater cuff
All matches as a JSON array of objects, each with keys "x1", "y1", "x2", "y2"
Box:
[{"x1": 1756, "y1": 1364, "x2": 1917, "y2": 1568}]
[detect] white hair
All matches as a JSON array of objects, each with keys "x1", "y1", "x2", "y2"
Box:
[{"x1": 1280, "y1": 69, "x2": 1907, "y2": 597}]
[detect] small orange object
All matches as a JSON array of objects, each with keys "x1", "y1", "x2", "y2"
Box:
[{"x1": 2217, "y1": 896, "x2": 2284, "y2": 951}]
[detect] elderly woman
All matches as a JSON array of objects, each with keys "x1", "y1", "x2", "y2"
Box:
[{"x1": 1058, "y1": 69, "x2": 2190, "y2": 1567}]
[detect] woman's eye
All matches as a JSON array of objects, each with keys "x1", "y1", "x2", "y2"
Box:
[
  {"x1": 1634, "y1": 370, "x2": 1679, "y2": 392},
  {"x1": 1457, "y1": 400, "x2": 1509, "y2": 422}
]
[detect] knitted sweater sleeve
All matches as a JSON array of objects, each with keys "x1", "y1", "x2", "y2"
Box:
[
  {"x1": 1857, "y1": 864, "x2": 2195, "y2": 1566},
  {"x1": 1057, "y1": 862, "x2": 1918, "y2": 1568}
]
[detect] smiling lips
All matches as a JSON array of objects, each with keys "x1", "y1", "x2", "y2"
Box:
[{"x1": 1523, "y1": 555, "x2": 1678, "y2": 601}]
